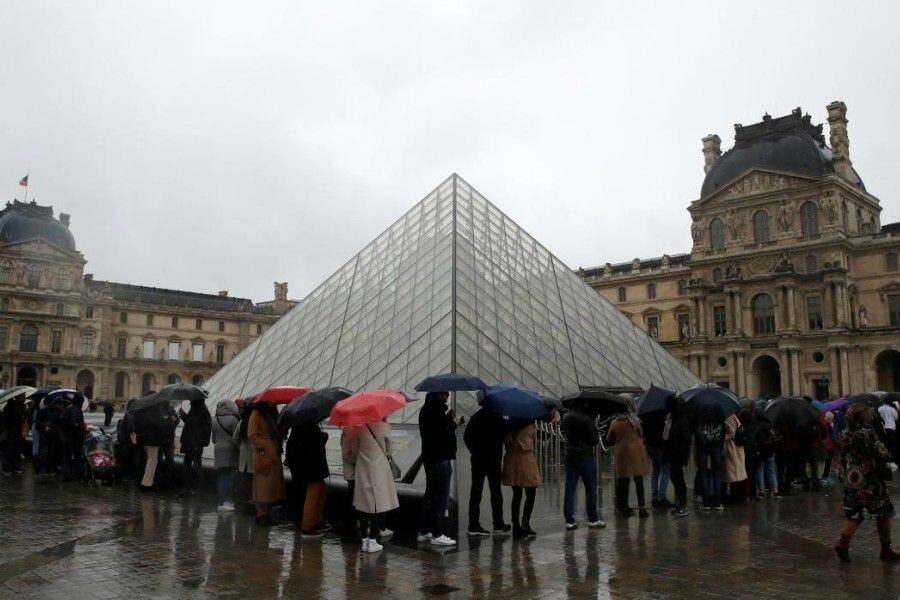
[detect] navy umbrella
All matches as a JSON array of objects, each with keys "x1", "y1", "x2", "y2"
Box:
[
  {"x1": 636, "y1": 384, "x2": 676, "y2": 415},
  {"x1": 681, "y1": 383, "x2": 741, "y2": 422},
  {"x1": 278, "y1": 387, "x2": 353, "y2": 428},
  {"x1": 561, "y1": 389, "x2": 629, "y2": 418},
  {"x1": 478, "y1": 384, "x2": 549, "y2": 420},
  {"x1": 415, "y1": 373, "x2": 487, "y2": 392}
]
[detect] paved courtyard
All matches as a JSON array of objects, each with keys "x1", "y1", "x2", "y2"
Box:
[{"x1": 0, "y1": 468, "x2": 897, "y2": 599}]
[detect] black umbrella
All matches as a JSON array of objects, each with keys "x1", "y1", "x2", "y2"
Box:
[
  {"x1": 636, "y1": 384, "x2": 676, "y2": 415},
  {"x1": 278, "y1": 387, "x2": 353, "y2": 428},
  {"x1": 681, "y1": 383, "x2": 741, "y2": 422},
  {"x1": 846, "y1": 393, "x2": 881, "y2": 407},
  {"x1": 130, "y1": 392, "x2": 179, "y2": 413},
  {"x1": 415, "y1": 373, "x2": 487, "y2": 392},
  {"x1": 154, "y1": 383, "x2": 207, "y2": 403},
  {"x1": 763, "y1": 396, "x2": 820, "y2": 427},
  {"x1": 561, "y1": 389, "x2": 629, "y2": 418}
]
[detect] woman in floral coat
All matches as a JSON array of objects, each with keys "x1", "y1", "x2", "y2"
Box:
[{"x1": 834, "y1": 403, "x2": 899, "y2": 562}]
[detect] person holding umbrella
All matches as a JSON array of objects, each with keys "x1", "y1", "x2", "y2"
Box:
[
  {"x1": 132, "y1": 401, "x2": 170, "y2": 491},
  {"x1": 212, "y1": 399, "x2": 240, "y2": 511},
  {"x1": 503, "y1": 417, "x2": 543, "y2": 538},
  {"x1": 464, "y1": 404, "x2": 511, "y2": 537},
  {"x1": 417, "y1": 391, "x2": 462, "y2": 547},
  {"x1": 233, "y1": 399, "x2": 256, "y2": 514},
  {"x1": 179, "y1": 396, "x2": 212, "y2": 495},
  {"x1": 248, "y1": 399, "x2": 286, "y2": 526},
  {"x1": 285, "y1": 421, "x2": 331, "y2": 537},
  {"x1": 834, "y1": 403, "x2": 899, "y2": 562},
  {"x1": 561, "y1": 403, "x2": 605, "y2": 530},
  {"x1": 606, "y1": 395, "x2": 650, "y2": 517},
  {"x1": 663, "y1": 397, "x2": 692, "y2": 516},
  {"x1": 1, "y1": 392, "x2": 28, "y2": 474}
]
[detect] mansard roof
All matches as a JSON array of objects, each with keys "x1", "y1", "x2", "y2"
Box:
[
  {"x1": 581, "y1": 253, "x2": 691, "y2": 278},
  {"x1": 86, "y1": 279, "x2": 270, "y2": 313}
]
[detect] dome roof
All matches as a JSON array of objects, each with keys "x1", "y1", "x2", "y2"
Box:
[
  {"x1": 701, "y1": 108, "x2": 865, "y2": 198},
  {"x1": 0, "y1": 200, "x2": 77, "y2": 252}
]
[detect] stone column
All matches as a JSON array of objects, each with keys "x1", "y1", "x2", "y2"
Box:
[
  {"x1": 835, "y1": 284, "x2": 846, "y2": 327},
  {"x1": 779, "y1": 348, "x2": 791, "y2": 395},
  {"x1": 725, "y1": 292, "x2": 734, "y2": 335},
  {"x1": 829, "y1": 347, "x2": 841, "y2": 394},
  {"x1": 699, "y1": 353, "x2": 709, "y2": 380},
  {"x1": 786, "y1": 286, "x2": 797, "y2": 329},
  {"x1": 699, "y1": 296, "x2": 708, "y2": 338},
  {"x1": 734, "y1": 291, "x2": 744, "y2": 334},
  {"x1": 790, "y1": 349, "x2": 802, "y2": 397},
  {"x1": 839, "y1": 347, "x2": 851, "y2": 395},
  {"x1": 737, "y1": 352, "x2": 747, "y2": 397},
  {"x1": 825, "y1": 284, "x2": 835, "y2": 328}
]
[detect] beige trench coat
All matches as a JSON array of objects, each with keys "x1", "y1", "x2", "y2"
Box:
[
  {"x1": 502, "y1": 423, "x2": 541, "y2": 488},
  {"x1": 722, "y1": 414, "x2": 747, "y2": 483},
  {"x1": 248, "y1": 410, "x2": 286, "y2": 504},
  {"x1": 607, "y1": 417, "x2": 650, "y2": 478},
  {"x1": 349, "y1": 422, "x2": 399, "y2": 515}
]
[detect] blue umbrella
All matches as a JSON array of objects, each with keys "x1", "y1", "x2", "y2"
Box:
[
  {"x1": 478, "y1": 383, "x2": 549, "y2": 420},
  {"x1": 415, "y1": 372, "x2": 487, "y2": 392},
  {"x1": 636, "y1": 384, "x2": 676, "y2": 415}
]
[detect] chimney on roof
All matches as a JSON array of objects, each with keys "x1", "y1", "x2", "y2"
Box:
[
  {"x1": 701, "y1": 134, "x2": 722, "y2": 174},
  {"x1": 59, "y1": 213, "x2": 70, "y2": 227},
  {"x1": 826, "y1": 100, "x2": 855, "y2": 183},
  {"x1": 218, "y1": 290, "x2": 229, "y2": 297},
  {"x1": 83, "y1": 273, "x2": 93, "y2": 284}
]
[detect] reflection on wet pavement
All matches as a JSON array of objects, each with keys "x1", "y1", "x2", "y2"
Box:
[{"x1": 1, "y1": 466, "x2": 897, "y2": 599}]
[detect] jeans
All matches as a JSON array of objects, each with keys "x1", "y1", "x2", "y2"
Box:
[
  {"x1": 564, "y1": 457, "x2": 599, "y2": 523},
  {"x1": 216, "y1": 468, "x2": 234, "y2": 505},
  {"x1": 420, "y1": 460, "x2": 452, "y2": 537},
  {"x1": 468, "y1": 454, "x2": 504, "y2": 529},
  {"x1": 670, "y1": 462, "x2": 687, "y2": 507},
  {"x1": 755, "y1": 456, "x2": 777, "y2": 494},
  {"x1": 647, "y1": 446, "x2": 670, "y2": 502},
  {"x1": 696, "y1": 443, "x2": 724, "y2": 507}
]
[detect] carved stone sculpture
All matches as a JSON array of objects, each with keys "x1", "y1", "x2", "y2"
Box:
[
  {"x1": 274, "y1": 282, "x2": 288, "y2": 302},
  {"x1": 858, "y1": 305, "x2": 868, "y2": 328},
  {"x1": 726, "y1": 210, "x2": 744, "y2": 238},
  {"x1": 691, "y1": 219, "x2": 704, "y2": 246},
  {"x1": 778, "y1": 203, "x2": 794, "y2": 232}
]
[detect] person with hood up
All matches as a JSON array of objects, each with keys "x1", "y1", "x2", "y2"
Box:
[
  {"x1": 606, "y1": 395, "x2": 650, "y2": 518},
  {"x1": 285, "y1": 422, "x2": 331, "y2": 538},
  {"x1": 212, "y1": 399, "x2": 240, "y2": 511},
  {"x1": 1, "y1": 393, "x2": 28, "y2": 474},
  {"x1": 834, "y1": 403, "x2": 899, "y2": 562},
  {"x1": 464, "y1": 406, "x2": 511, "y2": 537},
  {"x1": 561, "y1": 404, "x2": 605, "y2": 530},
  {"x1": 248, "y1": 401, "x2": 286, "y2": 526},
  {"x1": 179, "y1": 398, "x2": 212, "y2": 494},
  {"x1": 503, "y1": 417, "x2": 543, "y2": 538},
  {"x1": 417, "y1": 391, "x2": 462, "y2": 547},
  {"x1": 663, "y1": 397, "x2": 692, "y2": 516}
]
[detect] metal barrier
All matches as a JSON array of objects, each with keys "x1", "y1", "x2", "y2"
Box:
[{"x1": 535, "y1": 417, "x2": 611, "y2": 511}]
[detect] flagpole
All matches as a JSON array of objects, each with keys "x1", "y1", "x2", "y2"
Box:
[{"x1": 23, "y1": 170, "x2": 29, "y2": 203}]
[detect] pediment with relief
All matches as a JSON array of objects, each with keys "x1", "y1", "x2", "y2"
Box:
[
  {"x1": 0, "y1": 238, "x2": 84, "y2": 263},
  {"x1": 702, "y1": 169, "x2": 819, "y2": 205}
]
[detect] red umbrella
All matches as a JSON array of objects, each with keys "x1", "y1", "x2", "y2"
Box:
[
  {"x1": 329, "y1": 390, "x2": 407, "y2": 427},
  {"x1": 253, "y1": 386, "x2": 312, "y2": 406}
]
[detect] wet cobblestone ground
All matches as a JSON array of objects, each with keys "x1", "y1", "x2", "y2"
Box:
[{"x1": 1, "y1": 468, "x2": 898, "y2": 599}]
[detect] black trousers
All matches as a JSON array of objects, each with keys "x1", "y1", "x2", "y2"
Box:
[
  {"x1": 468, "y1": 454, "x2": 504, "y2": 529},
  {"x1": 511, "y1": 486, "x2": 536, "y2": 527},
  {"x1": 182, "y1": 449, "x2": 203, "y2": 489},
  {"x1": 670, "y1": 463, "x2": 687, "y2": 507},
  {"x1": 2, "y1": 436, "x2": 23, "y2": 472},
  {"x1": 358, "y1": 512, "x2": 379, "y2": 539},
  {"x1": 615, "y1": 476, "x2": 645, "y2": 510}
]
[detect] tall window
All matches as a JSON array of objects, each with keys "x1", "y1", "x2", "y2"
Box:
[
  {"x1": 119, "y1": 311, "x2": 128, "y2": 324},
  {"x1": 800, "y1": 201, "x2": 819, "y2": 236},
  {"x1": 256, "y1": 324, "x2": 262, "y2": 335},
  {"x1": 647, "y1": 283, "x2": 656, "y2": 299},
  {"x1": 114, "y1": 372, "x2": 127, "y2": 398},
  {"x1": 677, "y1": 279, "x2": 687, "y2": 295},
  {"x1": 25, "y1": 264, "x2": 40, "y2": 288},
  {"x1": 753, "y1": 210, "x2": 770, "y2": 243},
  {"x1": 842, "y1": 201, "x2": 849, "y2": 232},
  {"x1": 713, "y1": 305, "x2": 727, "y2": 337},
  {"x1": 886, "y1": 252, "x2": 898, "y2": 272},
  {"x1": 81, "y1": 331, "x2": 94, "y2": 356},
  {"x1": 890, "y1": 294, "x2": 900, "y2": 327},
  {"x1": 146, "y1": 314, "x2": 154, "y2": 326},
  {"x1": 218, "y1": 320, "x2": 225, "y2": 333},
  {"x1": 168, "y1": 340, "x2": 180, "y2": 361},
  {"x1": 85, "y1": 305, "x2": 94, "y2": 318},
  {"x1": 172, "y1": 316, "x2": 179, "y2": 328},
  {"x1": 807, "y1": 296, "x2": 823, "y2": 330},
  {"x1": 51, "y1": 330, "x2": 63, "y2": 353},
  {"x1": 0, "y1": 261, "x2": 12, "y2": 284},
  {"x1": 709, "y1": 218, "x2": 725, "y2": 250},
  {"x1": 677, "y1": 313, "x2": 690, "y2": 340},
  {"x1": 752, "y1": 294, "x2": 776, "y2": 334},
  {"x1": 192, "y1": 342, "x2": 204, "y2": 362},
  {"x1": 617, "y1": 287, "x2": 627, "y2": 302},
  {"x1": 142, "y1": 339, "x2": 155, "y2": 359},
  {"x1": 50, "y1": 269, "x2": 69, "y2": 289},
  {"x1": 117, "y1": 335, "x2": 127, "y2": 358},
  {"x1": 712, "y1": 268, "x2": 723, "y2": 283},
  {"x1": 216, "y1": 343, "x2": 225, "y2": 364},
  {"x1": 647, "y1": 316, "x2": 659, "y2": 339},
  {"x1": 1, "y1": 297, "x2": 8, "y2": 311},
  {"x1": 20, "y1": 324, "x2": 38, "y2": 352},
  {"x1": 0, "y1": 325, "x2": 8, "y2": 350},
  {"x1": 195, "y1": 319, "x2": 203, "y2": 330},
  {"x1": 805, "y1": 255, "x2": 818, "y2": 274},
  {"x1": 56, "y1": 303, "x2": 64, "y2": 316}
]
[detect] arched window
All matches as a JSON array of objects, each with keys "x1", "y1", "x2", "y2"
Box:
[
  {"x1": 800, "y1": 202, "x2": 819, "y2": 236},
  {"x1": 114, "y1": 372, "x2": 128, "y2": 398},
  {"x1": 805, "y1": 255, "x2": 818, "y2": 274},
  {"x1": 20, "y1": 324, "x2": 38, "y2": 352},
  {"x1": 752, "y1": 210, "x2": 770, "y2": 243},
  {"x1": 712, "y1": 268, "x2": 723, "y2": 283},
  {"x1": 191, "y1": 374, "x2": 205, "y2": 386},
  {"x1": 709, "y1": 218, "x2": 725, "y2": 250},
  {"x1": 752, "y1": 294, "x2": 776, "y2": 335},
  {"x1": 141, "y1": 373, "x2": 156, "y2": 396},
  {"x1": 647, "y1": 283, "x2": 656, "y2": 299},
  {"x1": 167, "y1": 373, "x2": 181, "y2": 385},
  {"x1": 24, "y1": 264, "x2": 41, "y2": 288},
  {"x1": 617, "y1": 286, "x2": 627, "y2": 302},
  {"x1": 0, "y1": 261, "x2": 12, "y2": 284},
  {"x1": 842, "y1": 201, "x2": 849, "y2": 232}
]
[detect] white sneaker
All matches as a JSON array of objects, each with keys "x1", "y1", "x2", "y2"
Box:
[
  {"x1": 363, "y1": 538, "x2": 383, "y2": 553},
  {"x1": 361, "y1": 538, "x2": 370, "y2": 552},
  {"x1": 588, "y1": 520, "x2": 607, "y2": 529},
  {"x1": 218, "y1": 501, "x2": 235, "y2": 513},
  {"x1": 379, "y1": 528, "x2": 394, "y2": 540},
  {"x1": 416, "y1": 532, "x2": 433, "y2": 542},
  {"x1": 430, "y1": 535, "x2": 457, "y2": 546}
]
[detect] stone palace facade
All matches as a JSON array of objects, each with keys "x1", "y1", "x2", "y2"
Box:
[
  {"x1": 0, "y1": 200, "x2": 295, "y2": 403},
  {"x1": 582, "y1": 102, "x2": 900, "y2": 399}
]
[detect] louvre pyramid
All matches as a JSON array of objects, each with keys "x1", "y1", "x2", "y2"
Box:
[{"x1": 204, "y1": 175, "x2": 698, "y2": 419}]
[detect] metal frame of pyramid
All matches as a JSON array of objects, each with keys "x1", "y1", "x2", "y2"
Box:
[{"x1": 204, "y1": 174, "x2": 698, "y2": 419}]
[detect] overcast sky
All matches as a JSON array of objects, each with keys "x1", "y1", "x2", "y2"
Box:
[{"x1": 2, "y1": 1, "x2": 898, "y2": 303}]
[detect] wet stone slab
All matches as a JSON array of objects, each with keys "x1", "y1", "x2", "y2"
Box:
[{"x1": 0, "y1": 467, "x2": 898, "y2": 599}]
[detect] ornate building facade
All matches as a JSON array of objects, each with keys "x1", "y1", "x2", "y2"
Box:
[
  {"x1": 0, "y1": 200, "x2": 295, "y2": 403},
  {"x1": 582, "y1": 102, "x2": 900, "y2": 399}
]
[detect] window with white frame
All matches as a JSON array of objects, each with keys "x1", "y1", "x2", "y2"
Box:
[
  {"x1": 142, "y1": 339, "x2": 155, "y2": 359},
  {"x1": 192, "y1": 342, "x2": 204, "y2": 362},
  {"x1": 168, "y1": 341, "x2": 181, "y2": 361},
  {"x1": 81, "y1": 331, "x2": 94, "y2": 356}
]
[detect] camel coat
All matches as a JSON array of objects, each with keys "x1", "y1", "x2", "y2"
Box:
[
  {"x1": 607, "y1": 417, "x2": 650, "y2": 478},
  {"x1": 248, "y1": 410, "x2": 286, "y2": 504},
  {"x1": 722, "y1": 414, "x2": 747, "y2": 483},
  {"x1": 502, "y1": 423, "x2": 541, "y2": 488},
  {"x1": 349, "y1": 422, "x2": 399, "y2": 515}
]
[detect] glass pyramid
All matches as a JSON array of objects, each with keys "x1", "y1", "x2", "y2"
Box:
[{"x1": 203, "y1": 174, "x2": 698, "y2": 420}]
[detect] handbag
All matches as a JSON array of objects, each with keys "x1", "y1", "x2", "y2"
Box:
[{"x1": 366, "y1": 424, "x2": 401, "y2": 481}]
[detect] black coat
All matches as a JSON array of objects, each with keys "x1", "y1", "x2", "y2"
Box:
[
  {"x1": 133, "y1": 404, "x2": 172, "y2": 447},
  {"x1": 561, "y1": 410, "x2": 599, "y2": 463},
  {"x1": 464, "y1": 408, "x2": 506, "y2": 459},
  {"x1": 418, "y1": 396, "x2": 457, "y2": 462},
  {"x1": 180, "y1": 402, "x2": 212, "y2": 451},
  {"x1": 2, "y1": 401, "x2": 27, "y2": 438},
  {"x1": 664, "y1": 414, "x2": 692, "y2": 466},
  {"x1": 285, "y1": 423, "x2": 329, "y2": 483}
]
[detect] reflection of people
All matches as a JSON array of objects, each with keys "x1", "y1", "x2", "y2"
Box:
[
  {"x1": 834, "y1": 403, "x2": 898, "y2": 562},
  {"x1": 503, "y1": 419, "x2": 541, "y2": 538}
]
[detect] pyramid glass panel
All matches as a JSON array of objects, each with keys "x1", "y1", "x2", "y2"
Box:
[{"x1": 204, "y1": 174, "x2": 699, "y2": 419}]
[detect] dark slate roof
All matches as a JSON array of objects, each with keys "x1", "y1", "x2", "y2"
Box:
[
  {"x1": 87, "y1": 279, "x2": 264, "y2": 313},
  {"x1": 701, "y1": 108, "x2": 865, "y2": 199},
  {"x1": 878, "y1": 222, "x2": 900, "y2": 237},
  {"x1": 0, "y1": 200, "x2": 77, "y2": 252},
  {"x1": 582, "y1": 253, "x2": 691, "y2": 278}
]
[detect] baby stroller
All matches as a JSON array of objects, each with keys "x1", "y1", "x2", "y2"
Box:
[{"x1": 83, "y1": 426, "x2": 117, "y2": 486}]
